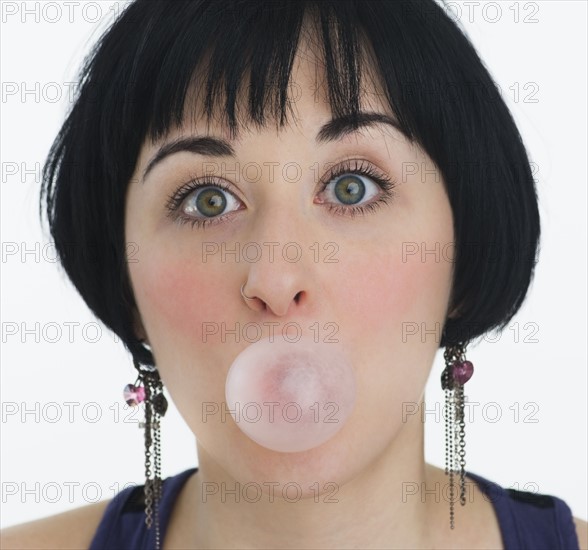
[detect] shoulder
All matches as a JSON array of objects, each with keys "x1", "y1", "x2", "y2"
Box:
[
  {"x1": 466, "y1": 469, "x2": 586, "y2": 549},
  {"x1": 0, "y1": 498, "x2": 112, "y2": 549},
  {"x1": 574, "y1": 517, "x2": 588, "y2": 550}
]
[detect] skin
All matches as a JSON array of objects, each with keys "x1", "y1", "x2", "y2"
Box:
[{"x1": 124, "y1": 29, "x2": 502, "y2": 549}]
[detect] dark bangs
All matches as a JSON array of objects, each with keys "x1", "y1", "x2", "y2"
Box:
[
  {"x1": 148, "y1": 0, "x2": 368, "y2": 141},
  {"x1": 41, "y1": 0, "x2": 540, "y2": 365}
]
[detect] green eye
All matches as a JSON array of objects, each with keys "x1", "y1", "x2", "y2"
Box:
[
  {"x1": 184, "y1": 187, "x2": 229, "y2": 218},
  {"x1": 332, "y1": 174, "x2": 366, "y2": 205}
]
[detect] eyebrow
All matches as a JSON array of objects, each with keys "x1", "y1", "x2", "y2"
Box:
[{"x1": 141, "y1": 111, "x2": 403, "y2": 182}]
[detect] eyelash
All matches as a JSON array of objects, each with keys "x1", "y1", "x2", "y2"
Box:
[{"x1": 164, "y1": 158, "x2": 397, "y2": 230}]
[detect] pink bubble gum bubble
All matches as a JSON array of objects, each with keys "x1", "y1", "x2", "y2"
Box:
[{"x1": 225, "y1": 335, "x2": 357, "y2": 453}]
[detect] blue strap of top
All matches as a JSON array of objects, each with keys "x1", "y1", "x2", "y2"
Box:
[
  {"x1": 466, "y1": 471, "x2": 579, "y2": 549},
  {"x1": 89, "y1": 468, "x2": 579, "y2": 550},
  {"x1": 88, "y1": 467, "x2": 198, "y2": 550}
]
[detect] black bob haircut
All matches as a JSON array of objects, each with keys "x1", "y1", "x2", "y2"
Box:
[{"x1": 40, "y1": 0, "x2": 540, "y2": 366}]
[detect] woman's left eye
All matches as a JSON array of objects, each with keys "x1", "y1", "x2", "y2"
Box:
[
  {"x1": 318, "y1": 159, "x2": 397, "y2": 219},
  {"x1": 165, "y1": 158, "x2": 397, "y2": 230}
]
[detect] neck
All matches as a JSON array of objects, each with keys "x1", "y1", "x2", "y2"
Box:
[{"x1": 179, "y1": 408, "x2": 448, "y2": 549}]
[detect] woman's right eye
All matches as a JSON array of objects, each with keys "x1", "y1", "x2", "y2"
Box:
[
  {"x1": 165, "y1": 178, "x2": 242, "y2": 230},
  {"x1": 183, "y1": 185, "x2": 240, "y2": 218}
]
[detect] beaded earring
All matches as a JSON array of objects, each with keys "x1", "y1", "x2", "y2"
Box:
[
  {"x1": 123, "y1": 358, "x2": 168, "y2": 550},
  {"x1": 441, "y1": 342, "x2": 474, "y2": 529}
]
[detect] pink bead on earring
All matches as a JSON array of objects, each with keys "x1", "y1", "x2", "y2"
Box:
[{"x1": 123, "y1": 377, "x2": 145, "y2": 406}]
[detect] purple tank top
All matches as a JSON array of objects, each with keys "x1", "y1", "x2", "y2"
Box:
[{"x1": 88, "y1": 468, "x2": 580, "y2": 549}]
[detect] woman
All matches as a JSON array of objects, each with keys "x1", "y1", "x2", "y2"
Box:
[{"x1": 2, "y1": 0, "x2": 586, "y2": 548}]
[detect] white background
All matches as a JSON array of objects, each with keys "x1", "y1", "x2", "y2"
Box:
[{"x1": 1, "y1": 0, "x2": 586, "y2": 528}]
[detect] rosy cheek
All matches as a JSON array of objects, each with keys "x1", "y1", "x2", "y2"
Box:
[
  {"x1": 338, "y1": 258, "x2": 414, "y2": 331},
  {"x1": 130, "y1": 253, "x2": 226, "y2": 345},
  {"x1": 337, "y1": 249, "x2": 451, "y2": 345}
]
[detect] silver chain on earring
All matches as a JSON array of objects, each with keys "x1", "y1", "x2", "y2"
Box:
[
  {"x1": 441, "y1": 342, "x2": 474, "y2": 529},
  {"x1": 124, "y1": 357, "x2": 168, "y2": 550}
]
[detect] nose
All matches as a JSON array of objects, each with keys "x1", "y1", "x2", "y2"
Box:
[
  {"x1": 239, "y1": 207, "x2": 313, "y2": 317},
  {"x1": 241, "y1": 280, "x2": 305, "y2": 316}
]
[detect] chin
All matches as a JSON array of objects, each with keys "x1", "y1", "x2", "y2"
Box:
[{"x1": 213, "y1": 421, "x2": 368, "y2": 499}]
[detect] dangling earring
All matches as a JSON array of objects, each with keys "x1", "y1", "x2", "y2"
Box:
[
  {"x1": 441, "y1": 342, "x2": 474, "y2": 529},
  {"x1": 123, "y1": 358, "x2": 168, "y2": 550}
]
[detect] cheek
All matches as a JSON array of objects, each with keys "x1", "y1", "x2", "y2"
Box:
[
  {"x1": 130, "y1": 252, "x2": 228, "y2": 346},
  {"x1": 335, "y1": 239, "x2": 453, "y2": 414},
  {"x1": 129, "y1": 250, "x2": 234, "y2": 420},
  {"x1": 339, "y1": 245, "x2": 452, "y2": 347}
]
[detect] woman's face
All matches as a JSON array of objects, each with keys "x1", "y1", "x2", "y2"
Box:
[{"x1": 125, "y1": 41, "x2": 454, "y2": 489}]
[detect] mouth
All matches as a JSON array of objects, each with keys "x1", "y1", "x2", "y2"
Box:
[{"x1": 225, "y1": 334, "x2": 357, "y2": 453}]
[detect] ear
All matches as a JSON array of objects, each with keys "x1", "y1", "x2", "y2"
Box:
[
  {"x1": 131, "y1": 308, "x2": 149, "y2": 344},
  {"x1": 446, "y1": 301, "x2": 463, "y2": 320},
  {"x1": 447, "y1": 307, "x2": 459, "y2": 319}
]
